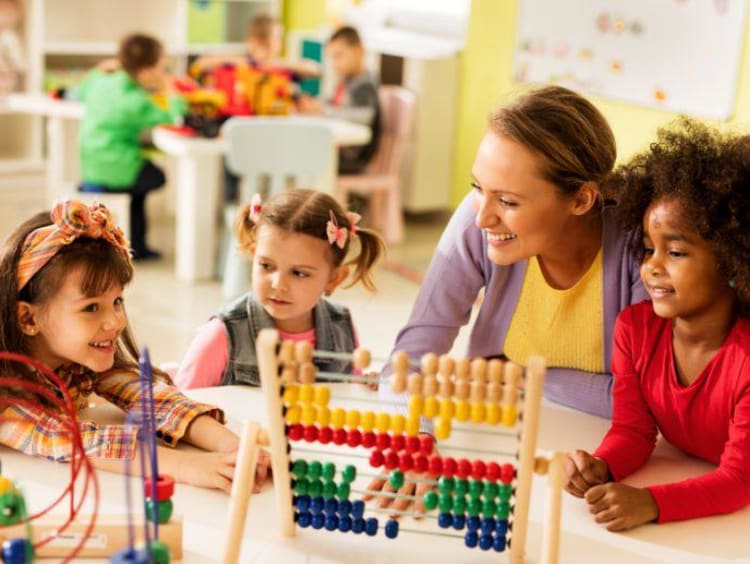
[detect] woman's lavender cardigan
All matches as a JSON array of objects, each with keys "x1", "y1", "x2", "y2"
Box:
[{"x1": 381, "y1": 193, "x2": 647, "y2": 419}]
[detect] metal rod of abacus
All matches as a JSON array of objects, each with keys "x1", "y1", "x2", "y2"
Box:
[
  {"x1": 351, "y1": 488, "x2": 424, "y2": 502},
  {"x1": 290, "y1": 446, "x2": 372, "y2": 459},
  {"x1": 437, "y1": 444, "x2": 517, "y2": 458},
  {"x1": 357, "y1": 471, "x2": 437, "y2": 486},
  {"x1": 317, "y1": 371, "x2": 375, "y2": 384},
  {"x1": 312, "y1": 349, "x2": 421, "y2": 369},
  {"x1": 368, "y1": 507, "x2": 437, "y2": 520}
]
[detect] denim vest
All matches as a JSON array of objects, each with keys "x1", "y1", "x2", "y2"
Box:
[{"x1": 217, "y1": 293, "x2": 356, "y2": 386}]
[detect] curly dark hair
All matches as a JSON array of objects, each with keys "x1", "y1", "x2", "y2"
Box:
[{"x1": 604, "y1": 117, "x2": 750, "y2": 315}]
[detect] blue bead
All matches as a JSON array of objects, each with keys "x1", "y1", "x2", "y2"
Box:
[
  {"x1": 310, "y1": 496, "x2": 325, "y2": 514},
  {"x1": 108, "y1": 547, "x2": 149, "y2": 563},
  {"x1": 495, "y1": 519, "x2": 509, "y2": 536},
  {"x1": 479, "y1": 534, "x2": 493, "y2": 551},
  {"x1": 437, "y1": 512, "x2": 452, "y2": 529},
  {"x1": 312, "y1": 513, "x2": 325, "y2": 529},
  {"x1": 351, "y1": 500, "x2": 365, "y2": 519},
  {"x1": 295, "y1": 495, "x2": 311, "y2": 512},
  {"x1": 325, "y1": 515, "x2": 339, "y2": 531},
  {"x1": 324, "y1": 499, "x2": 339, "y2": 515},
  {"x1": 493, "y1": 535, "x2": 507, "y2": 552},
  {"x1": 384, "y1": 519, "x2": 399, "y2": 539},
  {"x1": 2, "y1": 538, "x2": 32, "y2": 564},
  {"x1": 451, "y1": 514, "x2": 466, "y2": 530},
  {"x1": 466, "y1": 516, "x2": 480, "y2": 532},
  {"x1": 352, "y1": 517, "x2": 365, "y2": 534},
  {"x1": 337, "y1": 500, "x2": 353, "y2": 516},
  {"x1": 480, "y1": 517, "x2": 496, "y2": 535},
  {"x1": 338, "y1": 516, "x2": 353, "y2": 532},
  {"x1": 464, "y1": 531, "x2": 478, "y2": 548},
  {"x1": 365, "y1": 517, "x2": 379, "y2": 536},
  {"x1": 297, "y1": 511, "x2": 312, "y2": 528}
]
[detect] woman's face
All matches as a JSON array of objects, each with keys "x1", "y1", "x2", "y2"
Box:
[{"x1": 471, "y1": 132, "x2": 591, "y2": 266}]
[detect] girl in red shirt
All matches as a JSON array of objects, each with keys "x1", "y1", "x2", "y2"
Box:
[{"x1": 564, "y1": 119, "x2": 750, "y2": 530}]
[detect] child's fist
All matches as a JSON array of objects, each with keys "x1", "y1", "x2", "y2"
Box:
[
  {"x1": 564, "y1": 449, "x2": 610, "y2": 497},
  {"x1": 585, "y1": 482, "x2": 658, "y2": 531}
]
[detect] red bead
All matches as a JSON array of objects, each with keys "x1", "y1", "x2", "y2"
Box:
[
  {"x1": 398, "y1": 452, "x2": 414, "y2": 472},
  {"x1": 419, "y1": 435, "x2": 434, "y2": 455},
  {"x1": 428, "y1": 455, "x2": 443, "y2": 476},
  {"x1": 384, "y1": 450, "x2": 399, "y2": 470},
  {"x1": 456, "y1": 458, "x2": 471, "y2": 479},
  {"x1": 303, "y1": 425, "x2": 318, "y2": 442},
  {"x1": 413, "y1": 454, "x2": 429, "y2": 473},
  {"x1": 287, "y1": 424, "x2": 304, "y2": 441},
  {"x1": 442, "y1": 457, "x2": 457, "y2": 478},
  {"x1": 471, "y1": 460, "x2": 487, "y2": 481},
  {"x1": 347, "y1": 429, "x2": 362, "y2": 448},
  {"x1": 369, "y1": 450, "x2": 384, "y2": 468},
  {"x1": 318, "y1": 426, "x2": 333, "y2": 444},
  {"x1": 486, "y1": 462, "x2": 501, "y2": 482},
  {"x1": 376, "y1": 433, "x2": 391, "y2": 451},
  {"x1": 501, "y1": 463, "x2": 516, "y2": 484},
  {"x1": 144, "y1": 474, "x2": 175, "y2": 502},
  {"x1": 333, "y1": 428, "x2": 347, "y2": 445},
  {"x1": 391, "y1": 434, "x2": 406, "y2": 453},
  {"x1": 362, "y1": 431, "x2": 377, "y2": 448},
  {"x1": 406, "y1": 436, "x2": 420, "y2": 454}
]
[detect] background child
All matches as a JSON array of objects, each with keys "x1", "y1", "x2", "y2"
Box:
[
  {"x1": 175, "y1": 189, "x2": 385, "y2": 389},
  {"x1": 78, "y1": 33, "x2": 186, "y2": 260},
  {"x1": 0, "y1": 0, "x2": 23, "y2": 95},
  {"x1": 298, "y1": 25, "x2": 381, "y2": 174},
  {"x1": 565, "y1": 119, "x2": 750, "y2": 530},
  {"x1": 0, "y1": 200, "x2": 269, "y2": 493}
]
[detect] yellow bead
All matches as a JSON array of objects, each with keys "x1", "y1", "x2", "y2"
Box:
[
  {"x1": 408, "y1": 394, "x2": 424, "y2": 419},
  {"x1": 470, "y1": 401, "x2": 486, "y2": 423},
  {"x1": 331, "y1": 407, "x2": 346, "y2": 429},
  {"x1": 406, "y1": 415, "x2": 420, "y2": 437},
  {"x1": 286, "y1": 404, "x2": 301, "y2": 424},
  {"x1": 376, "y1": 412, "x2": 391, "y2": 433},
  {"x1": 435, "y1": 416, "x2": 452, "y2": 440},
  {"x1": 346, "y1": 409, "x2": 361, "y2": 430},
  {"x1": 301, "y1": 404, "x2": 317, "y2": 426},
  {"x1": 361, "y1": 411, "x2": 376, "y2": 432},
  {"x1": 314, "y1": 385, "x2": 330, "y2": 406},
  {"x1": 502, "y1": 404, "x2": 518, "y2": 427},
  {"x1": 0, "y1": 476, "x2": 13, "y2": 495},
  {"x1": 391, "y1": 414, "x2": 406, "y2": 435},
  {"x1": 454, "y1": 399, "x2": 470, "y2": 422},
  {"x1": 299, "y1": 384, "x2": 314, "y2": 404},
  {"x1": 282, "y1": 384, "x2": 299, "y2": 405},
  {"x1": 317, "y1": 406, "x2": 331, "y2": 427},
  {"x1": 424, "y1": 396, "x2": 440, "y2": 418},
  {"x1": 439, "y1": 398, "x2": 455, "y2": 419},
  {"x1": 486, "y1": 403, "x2": 502, "y2": 425}
]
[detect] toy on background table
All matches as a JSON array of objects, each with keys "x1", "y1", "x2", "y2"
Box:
[{"x1": 221, "y1": 329, "x2": 566, "y2": 564}]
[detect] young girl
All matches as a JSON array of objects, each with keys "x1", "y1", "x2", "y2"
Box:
[
  {"x1": 175, "y1": 189, "x2": 385, "y2": 389},
  {"x1": 0, "y1": 199, "x2": 268, "y2": 493},
  {"x1": 565, "y1": 119, "x2": 750, "y2": 530}
]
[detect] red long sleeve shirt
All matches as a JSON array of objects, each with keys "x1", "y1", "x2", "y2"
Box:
[{"x1": 594, "y1": 301, "x2": 750, "y2": 523}]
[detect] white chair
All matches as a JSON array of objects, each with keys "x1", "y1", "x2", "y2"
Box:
[{"x1": 220, "y1": 117, "x2": 337, "y2": 299}]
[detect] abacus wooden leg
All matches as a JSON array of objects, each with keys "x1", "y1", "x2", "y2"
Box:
[
  {"x1": 222, "y1": 420, "x2": 262, "y2": 564},
  {"x1": 510, "y1": 356, "x2": 545, "y2": 564},
  {"x1": 541, "y1": 452, "x2": 566, "y2": 564}
]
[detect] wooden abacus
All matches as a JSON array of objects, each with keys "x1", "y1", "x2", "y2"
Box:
[{"x1": 222, "y1": 329, "x2": 565, "y2": 564}]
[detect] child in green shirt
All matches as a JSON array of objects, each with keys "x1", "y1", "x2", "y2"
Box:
[{"x1": 78, "y1": 33, "x2": 186, "y2": 260}]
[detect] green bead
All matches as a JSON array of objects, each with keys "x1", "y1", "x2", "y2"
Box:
[
  {"x1": 145, "y1": 498, "x2": 173, "y2": 524},
  {"x1": 496, "y1": 501, "x2": 511, "y2": 519},
  {"x1": 498, "y1": 483, "x2": 513, "y2": 501},
  {"x1": 322, "y1": 462, "x2": 336, "y2": 482},
  {"x1": 342, "y1": 465, "x2": 357, "y2": 484},
  {"x1": 437, "y1": 476, "x2": 455, "y2": 495},
  {"x1": 467, "y1": 497, "x2": 481, "y2": 517},
  {"x1": 308, "y1": 479, "x2": 323, "y2": 497},
  {"x1": 323, "y1": 481, "x2": 337, "y2": 499},
  {"x1": 294, "y1": 477, "x2": 310, "y2": 495},
  {"x1": 0, "y1": 490, "x2": 26, "y2": 526},
  {"x1": 423, "y1": 491, "x2": 438, "y2": 511},
  {"x1": 337, "y1": 482, "x2": 351, "y2": 500},
  {"x1": 482, "y1": 499, "x2": 497, "y2": 517},
  {"x1": 307, "y1": 461, "x2": 322, "y2": 480},
  {"x1": 454, "y1": 479, "x2": 468, "y2": 497},
  {"x1": 483, "y1": 481, "x2": 499, "y2": 500},
  {"x1": 468, "y1": 479, "x2": 483, "y2": 498},
  {"x1": 389, "y1": 470, "x2": 405, "y2": 490},
  {"x1": 148, "y1": 540, "x2": 170, "y2": 564},
  {"x1": 291, "y1": 459, "x2": 308, "y2": 478},
  {"x1": 452, "y1": 495, "x2": 467, "y2": 514},
  {"x1": 438, "y1": 493, "x2": 453, "y2": 513}
]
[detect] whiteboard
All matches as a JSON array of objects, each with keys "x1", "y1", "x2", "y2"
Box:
[{"x1": 513, "y1": 0, "x2": 749, "y2": 119}]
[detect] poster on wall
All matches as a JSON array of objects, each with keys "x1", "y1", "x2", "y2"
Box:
[{"x1": 513, "y1": 0, "x2": 748, "y2": 119}]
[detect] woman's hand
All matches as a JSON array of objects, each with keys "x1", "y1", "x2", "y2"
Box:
[
  {"x1": 585, "y1": 482, "x2": 659, "y2": 531},
  {"x1": 564, "y1": 449, "x2": 610, "y2": 497},
  {"x1": 362, "y1": 371, "x2": 379, "y2": 391}
]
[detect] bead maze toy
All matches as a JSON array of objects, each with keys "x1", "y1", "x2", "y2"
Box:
[{"x1": 222, "y1": 329, "x2": 566, "y2": 564}]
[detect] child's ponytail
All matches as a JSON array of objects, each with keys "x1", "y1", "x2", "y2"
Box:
[{"x1": 344, "y1": 226, "x2": 386, "y2": 292}]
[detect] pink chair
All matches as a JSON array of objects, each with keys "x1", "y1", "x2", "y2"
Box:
[{"x1": 336, "y1": 86, "x2": 416, "y2": 244}]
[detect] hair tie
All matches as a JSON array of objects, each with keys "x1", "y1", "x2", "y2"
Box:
[
  {"x1": 248, "y1": 193, "x2": 263, "y2": 223},
  {"x1": 345, "y1": 211, "x2": 361, "y2": 236}
]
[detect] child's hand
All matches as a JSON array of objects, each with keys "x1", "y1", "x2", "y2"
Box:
[
  {"x1": 585, "y1": 483, "x2": 659, "y2": 531},
  {"x1": 254, "y1": 448, "x2": 271, "y2": 493},
  {"x1": 362, "y1": 371, "x2": 379, "y2": 391},
  {"x1": 362, "y1": 469, "x2": 434, "y2": 519},
  {"x1": 565, "y1": 449, "x2": 610, "y2": 497},
  {"x1": 296, "y1": 95, "x2": 322, "y2": 115},
  {"x1": 180, "y1": 449, "x2": 237, "y2": 494}
]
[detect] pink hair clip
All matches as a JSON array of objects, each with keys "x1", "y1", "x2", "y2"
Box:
[
  {"x1": 345, "y1": 211, "x2": 361, "y2": 235},
  {"x1": 326, "y1": 211, "x2": 349, "y2": 249},
  {"x1": 248, "y1": 193, "x2": 263, "y2": 223}
]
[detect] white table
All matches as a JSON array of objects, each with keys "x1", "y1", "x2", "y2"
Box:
[{"x1": 1, "y1": 386, "x2": 748, "y2": 563}]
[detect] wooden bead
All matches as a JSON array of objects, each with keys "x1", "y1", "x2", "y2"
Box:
[
  {"x1": 282, "y1": 384, "x2": 299, "y2": 405},
  {"x1": 281, "y1": 365, "x2": 297, "y2": 385},
  {"x1": 313, "y1": 385, "x2": 330, "y2": 406},
  {"x1": 391, "y1": 414, "x2": 406, "y2": 435},
  {"x1": 424, "y1": 396, "x2": 439, "y2": 418},
  {"x1": 435, "y1": 416, "x2": 452, "y2": 440},
  {"x1": 301, "y1": 404, "x2": 316, "y2": 426},
  {"x1": 485, "y1": 403, "x2": 502, "y2": 425},
  {"x1": 331, "y1": 407, "x2": 346, "y2": 429},
  {"x1": 407, "y1": 373, "x2": 423, "y2": 395},
  {"x1": 423, "y1": 375, "x2": 439, "y2": 397},
  {"x1": 353, "y1": 348, "x2": 372, "y2": 370},
  {"x1": 391, "y1": 371, "x2": 407, "y2": 394},
  {"x1": 279, "y1": 340, "x2": 295, "y2": 364},
  {"x1": 257, "y1": 428, "x2": 270, "y2": 446},
  {"x1": 454, "y1": 399, "x2": 470, "y2": 421},
  {"x1": 438, "y1": 354, "x2": 455, "y2": 378},
  {"x1": 470, "y1": 358, "x2": 487, "y2": 382},
  {"x1": 408, "y1": 394, "x2": 424, "y2": 419},
  {"x1": 502, "y1": 384, "x2": 520, "y2": 406},
  {"x1": 361, "y1": 411, "x2": 376, "y2": 432},
  {"x1": 470, "y1": 381, "x2": 486, "y2": 403},
  {"x1": 392, "y1": 351, "x2": 410, "y2": 374},
  {"x1": 376, "y1": 412, "x2": 391, "y2": 433},
  {"x1": 504, "y1": 362, "x2": 522, "y2": 387},
  {"x1": 299, "y1": 384, "x2": 314, "y2": 404},
  {"x1": 488, "y1": 359, "x2": 504, "y2": 384},
  {"x1": 502, "y1": 404, "x2": 518, "y2": 427},
  {"x1": 470, "y1": 402, "x2": 486, "y2": 423},
  {"x1": 455, "y1": 379, "x2": 470, "y2": 400},
  {"x1": 286, "y1": 404, "x2": 301, "y2": 424},
  {"x1": 299, "y1": 362, "x2": 317, "y2": 384},
  {"x1": 534, "y1": 456, "x2": 549, "y2": 475},
  {"x1": 421, "y1": 353, "x2": 438, "y2": 376},
  {"x1": 455, "y1": 358, "x2": 471, "y2": 380},
  {"x1": 317, "y1": 406, "x2": 331, "y2": 427},
  {"x1": 487, "y1": 382, "x2": 502, "y2": 403},
  {"x1": 406, "y1": 415, "x2": 420, "y2": 437},
  {"x1": 439, "y1": 378, "x2": 454, "y2": 398},
  {"x1": 439, "y1": 397, "x2": 455, "y2": 419},
  {"x1": 346, "y1": 409, "x2": 361, "y2": 430},
  {"x1": 295, "y1": 341, "x2": 313, "y2": 363}
]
